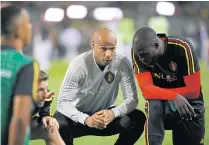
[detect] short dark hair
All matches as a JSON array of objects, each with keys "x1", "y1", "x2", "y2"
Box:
[
  {"x1": 39, "y1": 70, "x2": 49, "y2": 81},
  {"x1": 1, "y1": 5, "x2": 22, "y2": 36}
]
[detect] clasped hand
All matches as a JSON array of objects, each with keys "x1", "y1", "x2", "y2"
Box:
[{"x1": 84, "y1": 110, "x2": 115, "y2": 129}]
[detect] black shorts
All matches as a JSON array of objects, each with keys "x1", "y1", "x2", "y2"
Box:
[{"x1": 144, "y1": 99, "x2": 205, "y2": 145}]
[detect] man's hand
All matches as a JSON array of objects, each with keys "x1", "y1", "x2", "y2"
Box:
[
  {"x1": 174, "y1": 94, "x2": 196, "y2": 120},
  {"x1": 84, "y1": 114, "x2": 106, "y2": 129},
  {"x1": 42, "y1": 116, "x2": 59, "y2": 132},
  {"x1": 84, "y1": 113, "x2": 106, "y2": 129},
  {"x1": 96, "y1": 110, "x2": 115, "y2": 125}
]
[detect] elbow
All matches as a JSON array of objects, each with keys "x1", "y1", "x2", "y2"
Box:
[
  {"x1": 135, "y1": 94, "x2": 139, "y2": 105},
  {"x1": 133, "y1": 96, "x2": 138, "y2": 109},
  {"x1": 57, "y1": 95, "x2": 65, "y2": 111},
  {"x1": 140, "y1": 86, "x2": 150, "y2": 100},
  {"x1": 185, "y1": 86, "x2": 200, "y2": 99},
  {"x1": 192, "y1": 87, "x2": 200, "y2": 99},
  {"x1": 57, "y1": 101, "x2": 63, "y2": 113},
  {"x1": 10, "y1": 116, "x2": 29, "y2": 128}
]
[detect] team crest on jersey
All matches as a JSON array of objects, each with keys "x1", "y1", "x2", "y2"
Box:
[
  {"x1": 169, "y1": 61, "x2": 177, "y2": 72},
  {"x1": 105, "y1": 71, "x2": 115, "y2": 84}
]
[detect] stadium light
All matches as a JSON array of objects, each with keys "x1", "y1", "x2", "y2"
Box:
[
  {"x1": 66, "y1": 5, "x2": 87, "y2": 19},
  {"x1": 93, "y1": 7, "x2": 123, "y2": 21},
  {"x1": 44, "y1": 8, "x2": 64, "y2": 22},
  {"x1": 156, "y1": 2, "x2": 175, "y2": 16}
]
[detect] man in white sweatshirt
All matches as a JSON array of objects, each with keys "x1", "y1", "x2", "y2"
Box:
[{"x1": 54, "y1": 28, "x2": 146, "y2": 145}]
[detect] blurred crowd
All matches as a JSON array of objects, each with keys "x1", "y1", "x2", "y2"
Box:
[{"x1": 2, "y1": 1, "x2": 209, "y2": 71}]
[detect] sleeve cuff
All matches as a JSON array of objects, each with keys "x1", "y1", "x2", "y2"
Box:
[
  {"x1": 111, "y1": 107, "x2": 120, "y2": 118},
  {"x1": 77, "y1": 113, "x2": 90, "y2": 125}
]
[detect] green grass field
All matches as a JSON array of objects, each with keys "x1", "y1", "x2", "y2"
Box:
[{"x1": 30, "y1": 60, "x2": 209, "y2": 145}]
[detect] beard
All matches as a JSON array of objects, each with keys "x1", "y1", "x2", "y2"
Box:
[
  {"x1": 142, "y1": 55, "x2": 159, "y2": 68},
  {"x1": 150, "y1": 55, "x2": 159, "y2": 66}
]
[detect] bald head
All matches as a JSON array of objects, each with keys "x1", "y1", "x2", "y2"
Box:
[
  {"x1": 133, "y1": 27, "x2": 158, "y2": 51},
  {"x1": 92, "y1": 28, "x2": 117, "y2": 46},
  {"x1": 132, "y1": 27, "x2": 164, "y2": 67},
  {"x1": 133, "y1": 27, "x2": 157, "y2": 43}
]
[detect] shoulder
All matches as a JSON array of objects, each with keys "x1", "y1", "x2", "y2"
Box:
[
  {"x1": 70, "y1": 50, "x2": 92, "y2": 69},
  {"x1": 167, "y1": 36, "x2": 195, "y2": 52},
  {"x1": 115, "y1": 53, "x2": 133, "y2": 69}
]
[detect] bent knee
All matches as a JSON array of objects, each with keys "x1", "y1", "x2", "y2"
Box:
[
  {"x1": 130, "y1": 110, "x2": 146, "y2": 126},
  {"x1": 120, "y1": 110, "x2": 146, "y2": 129},
  {"x1": 47, "y1": 128, "x2": 60, "y2": 139},
  {"x1": 46, "y1": 129, "x2": 65, "y2": 144},
  {"x1": 148, "y1": 100, "x2": 164, "y2": 114}
]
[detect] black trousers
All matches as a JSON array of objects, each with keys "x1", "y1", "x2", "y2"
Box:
[
  {"x1": 145, "y1": 100, "x2": 205, "y2": 145},
  {"x1": 54, "y1": 109, "x2": 146, "y2": 145}
]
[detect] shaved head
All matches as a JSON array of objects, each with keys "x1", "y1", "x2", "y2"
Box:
[
  {"x1": 92, "y1": 28, "x2": 117, "y2": 46},
  {"x1": 133, "y1": 27, "x2": 158, "y2": 53},
  {"x1": 92, "y1": 28, "x2": 117, "y2": 67},
  {"x1": 132, "y1": 27, "x2": 164, "y2": 67},
  {"x1": 133, "y1": 27, "x2": 157, "y2": 42}
]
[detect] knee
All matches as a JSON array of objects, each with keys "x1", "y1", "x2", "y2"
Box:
[
  {"x1": 120, "y1": 110, "x2": 146, "y2": 130},
  {"x1": 46, "y1": 129, "x2": 66, "y2": 145},
  {"x1": 148, "y1": 100, "x2": 163, "y2": 111},
  {"x1": 53, "y1": 112, "x2": 68, "y2": 130},
  {"x1": 148, "y1": 100, "x2": 163, "y2": 116},
  {"x1": 129, "y1": 110, "x2": 146, "y2": 127}
]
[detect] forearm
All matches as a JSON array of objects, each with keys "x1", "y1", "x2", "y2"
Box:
[
  {"x1": 141, "y1": 84, "x2": 200, "y2": 100},
  {"x1": 168, "y1": 87, "x2": 200, "y2": 99},
  {"x1": 57, "y1": 96, "x2": 89, "y2": 125},
  {"x1": 136, "y1": 72, "x2": 200, "y2": 100},
  {"x1": 9, "y1": 117, "x2": 30, "y2": 145},
  {"x1": 168, "y1": 72, "x2": 200, "y2": 99},
  {"x1": 141, "y1": 85, "x2": 177, "y2": 100},
  {"x1": 112, "y1": 96, "x2": 138, "y2": 117}
]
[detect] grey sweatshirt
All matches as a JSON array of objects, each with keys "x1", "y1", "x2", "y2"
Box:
[{"x1": 57, "y1": 50, "x2": 138, "y2": 125}]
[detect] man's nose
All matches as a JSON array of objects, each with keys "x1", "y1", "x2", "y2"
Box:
[
  {"x1": 105, "y1": 50, "x2": 113, "y2": 58},
  {"x1": 43, "y1": 90, "x2": 48, "y2": 99}
]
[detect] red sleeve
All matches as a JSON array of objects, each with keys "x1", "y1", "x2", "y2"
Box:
[
  {"x1": 136, "y1": 71, "x2": 200, "y2": 100},
  {"x1": 170, "y1": 71, "x2": 200, "y2": 99}
]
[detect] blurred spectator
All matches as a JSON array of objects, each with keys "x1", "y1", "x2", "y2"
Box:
[
  {"x1": 33, "y1": 26, "x2": 53, "y2": 71},
  {"x1": 59, "y1": 24, "x2": 82, "y2": 62},
  {"x1": 6, "y1": 1, "x2": 209, "y2": 66}
]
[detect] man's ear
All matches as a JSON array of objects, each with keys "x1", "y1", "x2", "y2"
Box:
[
  {"x1": 91, "y1": 40, "x2": 94, "y2": 48},
  {"x1": 15, "y1": 26, "x2": 22, "y2": 39}
]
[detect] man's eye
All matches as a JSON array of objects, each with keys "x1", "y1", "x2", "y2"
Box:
[
  {"x1": 154, "y1": 43, "x2": 159, "y2": 47},
  {"x1": 101, "y1": 47, "x2": 115, "y2": 51},
  {"x1": 101, "y1": 47, "x2": 107, "y2": 51},
  {"x1": 38, "y1": 88, "x2": 44, "y2": 92},
  {"x1": 140, "y1": 53, "x2": 148, "y2": 58}
]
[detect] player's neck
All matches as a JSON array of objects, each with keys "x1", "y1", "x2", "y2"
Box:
[
  {"x1": 1, "y1": 37, "x2": 23, "y2": 52},
  {"x1": 97, "y1": 63, "x2": 106, "y2": 71},
  {"x1": 159, "y1": 40, "x2": 165, "y2": 55}
]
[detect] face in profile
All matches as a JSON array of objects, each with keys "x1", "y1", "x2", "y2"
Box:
[{"x1": 36, "y1": 80, "x2": 48, "y2": 107}]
